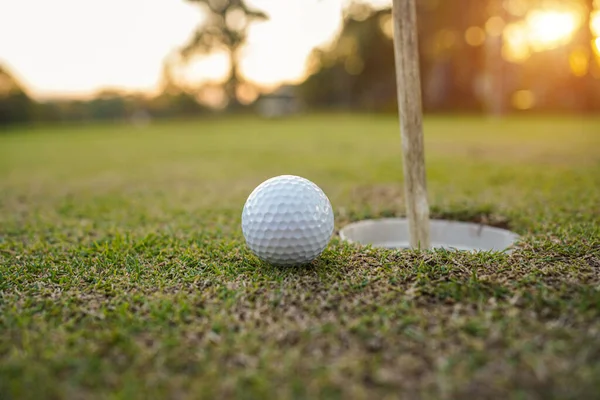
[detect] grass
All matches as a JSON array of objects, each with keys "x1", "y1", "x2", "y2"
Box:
[{"x1": 0, "y1": 114, "x2": 599, "y2": 399}]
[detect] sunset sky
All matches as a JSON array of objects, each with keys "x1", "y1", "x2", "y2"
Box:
[
  {"x1": 0, "y1": 0, "x2": 388, "y2": 100},
  {"x1": 0, "y1": 0, "x2": 598, "y2": 100}
]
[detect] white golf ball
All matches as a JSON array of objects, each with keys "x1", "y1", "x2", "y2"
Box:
[{"x1": 241, "y1": 175, "x2": 335, "y2": 266}]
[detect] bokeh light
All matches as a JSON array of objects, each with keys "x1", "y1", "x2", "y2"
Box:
[
  {"x1": 486, "y1": 16, "x2": 506, "y2": 37},
  {"x1": 511, "y1": 89, "x2": 535, "y2": 110},
  {"x1": 465, "y1": 26, "x2": 487, "y2": 47},
  {"x1": 569, "y1": 47, "x2": 590, "y2": 77}
]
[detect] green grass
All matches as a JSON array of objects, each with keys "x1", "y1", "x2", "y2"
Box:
[{"x1": 1, "y1": 114, "x2": 599, "y2": 399}]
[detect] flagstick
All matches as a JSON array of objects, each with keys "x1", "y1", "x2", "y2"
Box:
[{"x1": 392, "y1": 0, "x2": 431, "y2": 249}]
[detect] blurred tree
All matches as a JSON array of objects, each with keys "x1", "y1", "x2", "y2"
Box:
[
  {"x1": 416, "y1": 0, "x2": 489, "y2": 112},
  {"x1": 301, "y1": 5, "x2": 397, "y2": 111},
  {"x1": 148, "y1": 91, "x2": 209, "y2": 118},
  {"x1": 87, "y1": 90, "x2": 129, "y2": 121},
  {"x1": 302, "y1": 0, "x2": 600, "y2": 114},
  {"x1": 572, "y1": 0, "x2": 598, "y2": 112},
  {"x1": 180, "y1": 0, "x2": 268, "y2": 110},
  {"x1": 148, "y1": 58, "x2": 210, "y2": 118},
  {"x1": 300, "y1": 1, "x2": 489, "y2": 112},
  {"x1": 0, "y1": 64, "x2": 34, "y2": 126}
]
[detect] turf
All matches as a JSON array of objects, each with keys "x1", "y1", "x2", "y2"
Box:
[{"x1": 1, "y1": 114, "x2": 599, "y2": 399}]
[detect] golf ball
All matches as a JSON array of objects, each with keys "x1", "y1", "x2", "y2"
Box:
[{"x1": 241, "y1": 175, "x2": 334, "y2": 266}]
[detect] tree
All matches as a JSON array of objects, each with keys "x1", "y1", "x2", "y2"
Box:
[
  {"x1": 300, "y1": 6, "x2": 397, "y2": 111},
  {"x1": 0, "y1": 64, "x2": 34, "y2": 126},
  {"x1": 300, "y1": 1, "x2": 489, "y2": 113},
  {"x1": 180, "y1": 0, "x2": 268, "y2": 110},
  {"x1": 571, "y1": 0, "x2": 598, "y2": 112}
]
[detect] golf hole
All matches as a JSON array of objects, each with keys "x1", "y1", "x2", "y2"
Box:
[{"x1": 339, "y1": 218, "x2": 520, "y2": 253}]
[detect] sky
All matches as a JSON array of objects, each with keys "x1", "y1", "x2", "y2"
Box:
[
  {"x1": 0, "y1": 0, "x2": 597, "y2": 100},
  {"x1": 0, "y1": 0, "x2": 391, "y2": 100}
]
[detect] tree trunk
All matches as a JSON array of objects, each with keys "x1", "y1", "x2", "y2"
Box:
[
  {"x1": 226, "y1": 47, "x2": 241, "y2": 110},
  {"x1": 572, "y1": 0, "x2": 595, "y2": 113},
  {"x1": 483, "y1": 0, "x2": 507, "y2": 117}
]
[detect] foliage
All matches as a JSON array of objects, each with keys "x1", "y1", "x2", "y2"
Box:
[
  {"x1": 31, "y1": 91, "x2": 210, "y2": 124},
  {"x1": 180, "y1": 0, "x2": 268, "y2": 109},
  {"x1": 299, "y1": 0, "x2": 600, "y2": 113},
  {"x1": 0, "y1": 64, "x2": 34, "y2": 127},
  {"x1": 301, "y1": 7, "x2": 397, "y2": 111}
]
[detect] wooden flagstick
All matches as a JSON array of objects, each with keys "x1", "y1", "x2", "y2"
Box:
[{"x1": 391, "y1": 0, "x2": 431, "y2": 249}]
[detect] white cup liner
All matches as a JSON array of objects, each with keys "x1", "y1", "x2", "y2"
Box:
[{"x1": 339, "y1": 218, "x2": 520, "y2": 252}]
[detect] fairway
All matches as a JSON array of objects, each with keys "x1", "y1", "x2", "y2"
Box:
[{"x1": 1, "y1": 115, "x2": 599, "y2": 398}]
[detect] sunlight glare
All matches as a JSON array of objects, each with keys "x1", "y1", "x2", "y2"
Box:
[
  {"x1": 503, "y1": 22, "x2": 531, "y2": 63},
  {"x1": 591, "y1": 11, "x2": 600, "y2": 36},
  {"x1": 525, "y1": 10, "x2": 581, "y2": 51}
]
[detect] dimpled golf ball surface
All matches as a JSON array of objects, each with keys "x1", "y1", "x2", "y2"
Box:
[{"x1": 242, "y1": 175, "x2": 334, "y2": 266}]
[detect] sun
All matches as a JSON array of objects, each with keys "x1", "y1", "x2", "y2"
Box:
[
  {"x1": 502, "y1": 7, "x2": 591, "y2": 62},
  {"x1": 525, "y1": 9, "x2": 581, "y2": 51}
]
